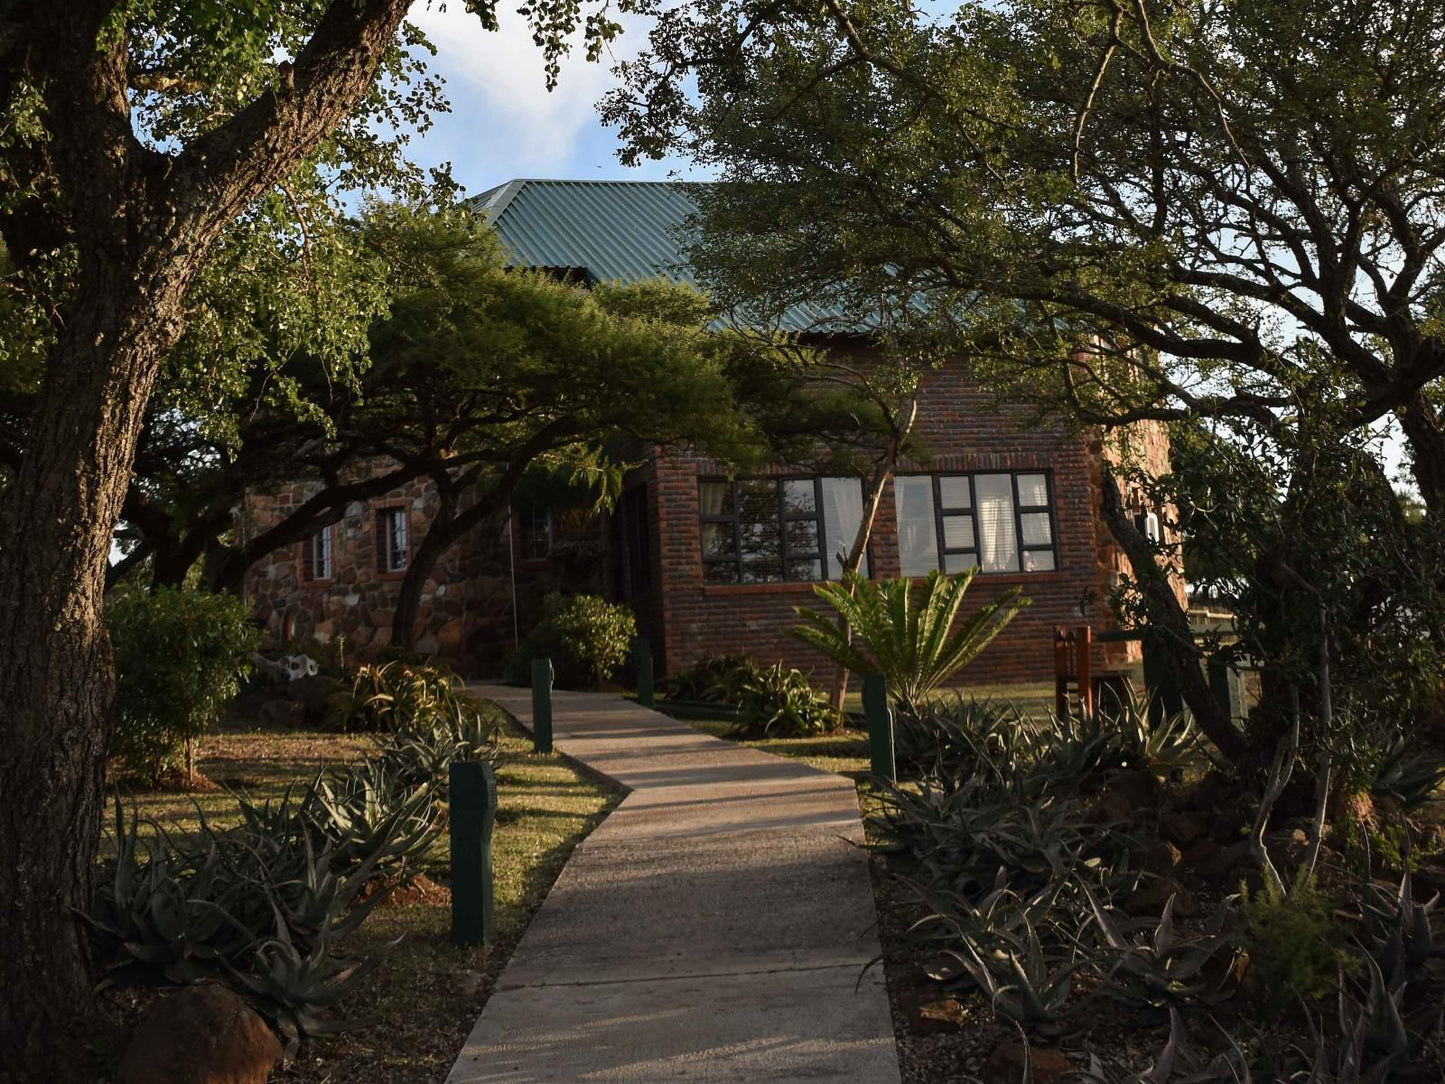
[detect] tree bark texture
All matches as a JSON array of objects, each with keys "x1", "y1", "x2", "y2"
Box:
[{"x1": 0, "y1": 4, "x2": 413, "y2": 1077}]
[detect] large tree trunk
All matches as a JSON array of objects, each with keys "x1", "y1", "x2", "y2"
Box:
[
  {"x1": 0, "y1": 267, "x2": 188, "y2": 1080},
  {"x1": 0, "y1": 4, "x2": 415, "y2": 1073}
]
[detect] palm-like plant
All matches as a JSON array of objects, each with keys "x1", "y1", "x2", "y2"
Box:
[{"x1": 792, "y1": 569, "x2": 1029, "y2": 713}]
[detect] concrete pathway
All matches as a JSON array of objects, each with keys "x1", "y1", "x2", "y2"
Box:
[{"x1": 446, "y1": 685, "x2": 899, "y2": 1083}]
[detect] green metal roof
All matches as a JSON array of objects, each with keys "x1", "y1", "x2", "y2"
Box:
[
  {"x1": 476, "y1": 179, "x2": 701, "y2": 285},
  {"x1": 473, "y1": 179, "x2": 851, "y2": 333}
]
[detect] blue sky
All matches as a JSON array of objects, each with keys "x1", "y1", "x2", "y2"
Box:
[{"x1": 406, "y1": 3, "x2": 706, "y2": 197}]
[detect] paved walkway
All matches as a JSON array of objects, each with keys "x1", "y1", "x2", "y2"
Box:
[{"x1": 446, "y1": 686, "x2": 899, "y2": 1083}]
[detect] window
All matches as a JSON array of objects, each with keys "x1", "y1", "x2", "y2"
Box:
[
  {"x1": 376, "y1": 508, "x2": 408, "y2": 572},
  {"x1": 699, "y1": 476, "x2": 869, "y2": 585},
  {"x1": 893, "y1": 471, "x2": 1057, "y2": 576},
  {"x1": 518, "y1": 506, "x2": 551, "y2": 562},
  {"x1": 302, "y1": 525, "x2": 333, "y2": 581}
]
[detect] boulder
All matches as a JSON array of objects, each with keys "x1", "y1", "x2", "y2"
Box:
[
  {"x1": 1108, "y1": 767, "x2": 1162, "y2": 809},
  {"x1": 1181, "y1": 838, "x2": 1224, "y2": 872},
  {"x1": 1124, "y1": 877, "x2": 1197, "y2": 918},
  {"x1": 284, "y1": 674, "x2": 342, "y2": 723},
  {"x1": 1158, "y1": 809, "x2": 1207, "y2": 846},
  {"x1": 117, "y1": 984, "x2": 280, "y2": 1084},
  {"x1": 984, "y1": 1040, "x2": 1070, "y2": 1082},
  {"x1": 1131, "y1": 840, "x2": 1182, "y2": 877},
  {"x1": 258, "y1": 698, "x2": 306, "y2": 730}
]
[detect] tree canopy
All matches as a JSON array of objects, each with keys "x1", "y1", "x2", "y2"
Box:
[{"x1": 604, "y1": 0, "x2": 1445, "y2": 755}]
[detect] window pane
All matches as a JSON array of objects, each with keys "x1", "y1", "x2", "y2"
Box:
[
  {"x1": 1024, "y1": 549, "x2": 1056, "y2": 572},
  {"x1": 786, "y1": 518, "x2": 819, "y2": 556},
  {"x1": 316, "y1": 529, "x2": 332, "y2": 579},
  {"x1": 738, "y1": 480, "x2": 781, "y2": 581},
  {"x1": 700, "y1": 522, "x2": 735, "y2": 559},
  {"x1": 943, "y1": 551, "x2": 978, "y2": 574},
  {"x1": 938, "y1": 476, "x2": 972, "y2": 509},
  {"x1": 388, "y1": 511, "x2": 408, "y2": 570},
  {"x1": 698, "y1": 480, "x2": 733, "y2": 517},
  {"x1": 704, "y1": 561, "x2": 739, "y2": 585},
  {"x1": 942, "y1": 515, "x2": 975, "y2": 551},
  {"x1": 785, "y1": 557, "x2": 823, "y2": 581},
  {"x1": 1021, "y1": 512, "x2": 1053, "y2": 546},
  {"x1": 781, "y1": 479, "x2": 816, "y2": 515},
  {"x1": 821, "y1": 477, "x2": 868, "y2": 579},
  {"x1": 1017, "y1": 474, "x2": 1049, "y2": 507},
  {"x1": 975, "y1": 474, "x2": 1019, "y2": 572},
  {"x1": 893, "y1": 476, "x2": 939, "y2": 577}
]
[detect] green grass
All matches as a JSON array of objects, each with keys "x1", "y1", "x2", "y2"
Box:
[{"x1": 106, "y1": 710, "x2": 622, "y2": 1084}]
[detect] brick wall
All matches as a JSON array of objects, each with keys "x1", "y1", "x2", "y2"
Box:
[{"x1": 641, "y1": 361, "x2": 1172, "y2": 690}]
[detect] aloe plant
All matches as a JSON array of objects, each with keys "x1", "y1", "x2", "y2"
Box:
[{"x1": 792, "y1": 569, "x2": 1029, "y2": 713}]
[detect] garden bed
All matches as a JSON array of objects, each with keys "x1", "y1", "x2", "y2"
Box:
[{"x1": 100, "y1": 710, "x2": 622, "y2": 1084}]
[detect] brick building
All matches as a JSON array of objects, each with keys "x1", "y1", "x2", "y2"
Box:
[{"x1": 245, "y1": 179, "x2": 1173, "y2": 687}]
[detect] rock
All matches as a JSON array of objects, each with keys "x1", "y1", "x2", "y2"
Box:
[
  {"x1": 1159, "y1": 810, "x2": 1207, "y2": 846},
  {"x1": 1201, "y1": 839, "x2": 1254, "y2": 880},
  {"x1": 1131, "y1": 840, "x2": 1182, "y2": 877},
  {"x1": 1181, "y1": 838, "x2": 1223, "y2": 871},
  {"x1": 895, "y1": 986, "x2": 967, "y2": 1037},
  {"x1": 117, "y1": 984, "x2": 280, "y2": 1084},
  {"x1": 984, "y1": 1040, "x2": 1070, "y2": 1082},
  {"x1": 258, "y1": 698, "x2": 306, "y2": 730},
  {"x1": 1265, "y1": 827, "x2": 1311, "y2": 869},
  {"x1": 1089, "y1": 791, "x2": 1133, "y2": 825},
  {"x1": 284, "y1": 674, "x2": 341, "y2": 722},
  {"x1": 1108, "y1": 767, "x2": 1162, "y2": 809},
  {"x1": 437, "y1": 619, "x2": 464, "y2": 649},
  {"x1": 1124, "y1": 877, "x2": 1197, "y2": 918}
]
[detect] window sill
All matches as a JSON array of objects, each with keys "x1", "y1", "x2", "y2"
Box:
[{"x1": 701, "y1": 581, "x2": 825, "y2": 597}]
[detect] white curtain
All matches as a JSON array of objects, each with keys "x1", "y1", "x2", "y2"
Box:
[
  {"x1": 822, "y1": 477, "x2": 868, "y2": 579},
  {"x1": 975, "y1": 474, "x2": 1019, "y2": 572},
  {"x1": 893, "y1": 476, "x2": 938, "y2": 576}
]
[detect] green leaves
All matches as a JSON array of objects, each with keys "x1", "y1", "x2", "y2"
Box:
[
  {"x1": 107, "y1": 585, "x2": 260, "y2": 783},
  {"x1": 792, "y1": 569, "x2": 1029, "y2": 714}
]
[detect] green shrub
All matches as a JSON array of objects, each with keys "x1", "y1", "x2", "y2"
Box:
[
  {"x1": 792, "y1": 569, "x2": 1029, "y2": 714},
  {"x1": 658, "y1": 653, "x2": 761, "y2": 704},
  {"x1": 507, "y1": 593, "x2": 637, "y2": 689},
  {"x1": 328, "y1": 659, "x2": 480, "y2": 734},
  {"x1": 732, "y1": 663, "x2": 837, "y2": 739},
  {"x1": 107, "y1": 585, "x2": 260, "y2": 783},
  {"x1": 1239, "y1": 874, "x2": 1352, "y2": 1020}
]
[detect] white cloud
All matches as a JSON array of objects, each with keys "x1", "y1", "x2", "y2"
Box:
[{"x1": 407, "y1": 2, "x2": 632, "y2": 177}]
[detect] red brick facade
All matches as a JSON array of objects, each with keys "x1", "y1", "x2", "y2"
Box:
[
  {"x1": 244, "y1": 361, "x2": 1175, "y2": 688},
  {"x1": 620, "y1": 361, "x2": 1174, "y2": 689}
]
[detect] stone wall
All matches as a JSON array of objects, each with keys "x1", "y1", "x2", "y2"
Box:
[{"x1": 243, "y1": 473, "x2": 515, "y2": 676}]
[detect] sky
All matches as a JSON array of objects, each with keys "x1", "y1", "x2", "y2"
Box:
[{"x1": 404, "y1": 2, "x2": 706, "y2": 198}]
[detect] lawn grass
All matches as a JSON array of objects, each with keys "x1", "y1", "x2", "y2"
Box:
[{"x1": 106, "y1": 709, "x2": 622, "y2": 1084}]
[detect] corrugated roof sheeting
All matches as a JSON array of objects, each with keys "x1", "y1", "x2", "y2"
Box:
[{"x1": 473, "y1": 179, "x2": 859, "y2": 333}]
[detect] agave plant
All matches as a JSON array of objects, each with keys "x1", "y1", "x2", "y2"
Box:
[
  {"x1": 226, "y1": 900, "x2": 383, "y2": 1058},
  {"x1": 308, "y1": 759, "x2": 442, "y2": 874},
  {"x1": 1084, "y1": 886, "x2": 1239, "y2": 1010},
  {"x1": 1358, "y1": 861, "x2": 1439, "y2": 988},
  {"x1": 792, "y1": 569, "x2": 1029, "y2": 714},
  {"x1": 731, "y1": 662, "x2": 837, "y2": 739}
]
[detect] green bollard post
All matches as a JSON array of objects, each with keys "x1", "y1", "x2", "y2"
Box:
[
  {"x1": 449, "y1": 759, "x2": 497, "y2": 947},
  {"x1": 634, "y1": 636, "x2": 654, "y2": 709},
  {"x1": 863, "y1": 673, "x2": 895, "y2": 785},
  {"x1": 531, "y1": 657, "x2": 554, "y2": 754},
  {"x1": 1207, "y1": 657, "x2": 1234, "y2": 725}
]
